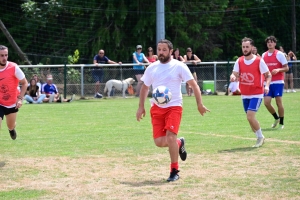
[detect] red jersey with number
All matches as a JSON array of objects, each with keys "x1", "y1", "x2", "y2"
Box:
[
  {"x1": 0, "y1": 62, "x2": 19, "y2": 106},
  {"x1": 263, "y1": 50, "x2": 284, "y2": 81},
  {"x1": 238, "y1": 56, "x2": 264, "y2": 95}
]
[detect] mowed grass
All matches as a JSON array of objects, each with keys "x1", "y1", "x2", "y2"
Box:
[{"x1": 0, "y1": 93, "x2": 299, "y2": 199}]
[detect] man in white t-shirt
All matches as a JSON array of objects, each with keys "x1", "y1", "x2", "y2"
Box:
[{"x1": 136, "y1": 39, "x2": 209, "y2": 182}]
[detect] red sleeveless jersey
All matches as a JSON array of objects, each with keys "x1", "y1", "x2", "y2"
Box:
[
  {"x1": 263, "y1": 50, "x2": 284, "y2": 81},
  {"x1": 238, "y1": 56, "x2": 264, "y2": 95},
  {"x1": 0, "y1": 62, "x2": 19, "y2": 106}
]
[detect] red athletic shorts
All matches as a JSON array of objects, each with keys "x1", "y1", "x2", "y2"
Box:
[{"x1": 150, "y1": 104, "x2": 182, "y2": 139}]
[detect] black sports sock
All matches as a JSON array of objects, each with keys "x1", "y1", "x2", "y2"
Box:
[
  {"x1": 272, "y1": 113, "x2": 279, "y2": 120},
  {"x1": 279, "y1": 117, "x2": 284, "y2": 125}
]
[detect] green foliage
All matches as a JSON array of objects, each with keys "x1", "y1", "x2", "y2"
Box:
[
  {"x1": 0, "y1": 0, "x2": 299, "y2": 63},
  {"x1": 67, "y1": 49, "x2": 81, "y2": 83}
]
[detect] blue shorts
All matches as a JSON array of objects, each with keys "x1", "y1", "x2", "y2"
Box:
[
  {"x1": 92, "y1": 69, "x2": 104, "y2": 82},
  {"x1": 264, "y1": 83, "x2": 284, "y2": 98},
  {"x1": 242, "y1": 98, "x2": 262, "y2": 113}
]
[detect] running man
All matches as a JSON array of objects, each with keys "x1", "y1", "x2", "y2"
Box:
[
  {"x1": 230, "y1": 37, "x2": 271, "y2": 147},
  {"x1": 0, "y1": 45, "x2": 28, "y2": 140},
  {"x1": 136, "y1": 39, "x2": 209, "y2": 182},
  {"x1": 261, "y1": 36, "x2": 288, "y2": 129}
]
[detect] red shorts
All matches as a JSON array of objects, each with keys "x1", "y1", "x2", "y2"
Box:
[{"x1": 150, "y1": 104, "x2": 182, "y2": 139}]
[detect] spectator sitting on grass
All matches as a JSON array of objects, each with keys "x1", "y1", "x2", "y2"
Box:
[
  {"x1": 42, "y1": 74, "x2": 75, "y2": 103},
  {"x1": 25, "y1": 79, "x2": 46, "y2": 103}
]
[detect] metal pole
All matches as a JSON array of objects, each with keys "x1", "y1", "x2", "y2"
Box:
[
  {"x1": 156, "y1": 0, "x2": 165, "y2": 44},
  {"x1": 81, "y1": 65, "x2": 84, "y2": 98},
  {"x1": 64, "y1": 62, "x2": 67, "y2": 98}
]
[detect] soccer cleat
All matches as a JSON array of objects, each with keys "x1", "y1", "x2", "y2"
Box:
[
  {"x1": 271, "y1": 119, "x2": 280, "y2": 128},
  {"x1": 49, "y1": 94, "x2": 55, "y2": 103},
  {"x1": 292, "y1": 89, "x2": 296, "y2": 93},
  {"x1": 167, "y1": 168, "x2": 180, "y2": 182},
  {"x1": 280, "y1": 125, "x2": 284, "y2": 129},
  {"x1": 252, "y1": 137, "x2": 265, "y2": 148},
  {"x1": 287, "y1": 89, "x2": 291, "y2": 93},
  {"x1": 179, "y1": 137, "x2": 187, "y2": 161},
  {"x1": 9, "y1": 129, "x2": 17, "y2": 140},
  {"x1": 94, "y1": 93, "x2": 103, "y2": 98}
]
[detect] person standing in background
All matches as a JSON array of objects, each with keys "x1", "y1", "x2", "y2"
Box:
[
  {"x1": 146, "y1": 47, "x2": 158, "y2": 63},
  {"x1": 172, "y1": 48, "x2": 185, "y2": 62},
  {"x1": 183, "y1": 48, "x2": 201, "y2": 96},
  {"x1": 252, "y1": 46, "x2": 261, "y2": 57},
  {"x1": 262, "y1": 36, "x2": 288, "y2": 129},
  {"x1": 0, "y1": 45, "x2": 28, "y2": 140},
  {"x1": 285, "y1": 50, "x2": 297, "y2": 93},
  {"x1": 133, "y1": 45, "x2": 150, "y2": 97},
  {"x1": 93, "y1": 49, "x2": 122, "y2": 98}
]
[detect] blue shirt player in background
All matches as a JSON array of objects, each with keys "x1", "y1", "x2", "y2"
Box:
[{"x1": 93, "y1": 49, "x2": 122, "y2": 98}]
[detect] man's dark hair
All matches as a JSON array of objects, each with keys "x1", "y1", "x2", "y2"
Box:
[
  {"x1": 0, "y1": 45, "x2": 8, "y2": 50},
  {"x1": 265, "y1": 36, "x2": 277, "y2": 43},
  {"x1": 241, "y1": 37, "x2": 254, "y2": 46},
  {"x1": 158, "y1": 39, "x2": 173, "y2": 50}
]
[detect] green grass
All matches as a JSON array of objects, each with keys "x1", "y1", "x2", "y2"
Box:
[{"x1": 0, "y1": 93, "x2": 299, "y2": 199}]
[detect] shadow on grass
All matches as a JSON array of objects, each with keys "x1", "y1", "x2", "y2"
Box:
[
  {"x1": 218, "y1": 147, "x2": 256, "y2": 153},
  {"x1": 0, "y1": 161, "x2": 5, "y2": 168},
  {"x1": 121, "y1": 180, "x2": 167, "y2": 186}
]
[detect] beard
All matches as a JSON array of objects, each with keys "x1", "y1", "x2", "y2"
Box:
[
  {"x1": 0, "y1": 62, "x2": 6, "y2": 66},
  {"x1": 243, "y1": 51, "x2": 252, "y2": 56},
  {"x1": 158, "y1": 54, "x2": 171, "y2": 63}
]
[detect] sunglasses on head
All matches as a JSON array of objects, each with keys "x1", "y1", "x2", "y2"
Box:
[
  {"x1": 99, "y1": 53, "x2": 104, "y2": 54},
  {"x1": 137, "y1": 48, "x2": 142, "y2": 50}
]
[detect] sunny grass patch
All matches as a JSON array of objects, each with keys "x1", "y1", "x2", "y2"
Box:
[{"x1": 0, "y1": 93, "x2": 299, "y2": 199}]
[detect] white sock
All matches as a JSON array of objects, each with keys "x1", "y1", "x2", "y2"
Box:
[{"x1": 255, "y1": 128, "x2": 264, "y2": 138}]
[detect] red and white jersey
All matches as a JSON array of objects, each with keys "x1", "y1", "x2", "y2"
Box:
[
  {"x1": 0, "y1": 61, "x2": 25, "y2": 108},
  {"x1": 141, "y1": 59, "x2": 193, "y2": 107},
  {"x1": 262, "y1": 50, "x2": 287, "y2": 84},
  {"x1": 233, "y1": 55, "x2": 269, "y2": 99}
]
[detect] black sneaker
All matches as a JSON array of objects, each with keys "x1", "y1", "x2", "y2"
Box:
[
  {"x1": 179, "y1": 137, "x2": 187, "y2": 161},
  {"x1": 9, "y1": 129, "x2": 17, "y2": 140},
  {"x1": 167, "y1": 168, "x2": 180, "y2": 182}
]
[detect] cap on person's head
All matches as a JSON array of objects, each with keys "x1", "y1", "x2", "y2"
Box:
[{"x1": 136, "y1": 45, "x2": 142, "y2": 49}]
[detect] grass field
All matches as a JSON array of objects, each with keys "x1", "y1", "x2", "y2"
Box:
[{"x1": 0, "y1": 93, "x2": 299, "y2": 200}]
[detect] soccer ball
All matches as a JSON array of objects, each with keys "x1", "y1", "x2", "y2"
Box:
[{"x1": 152, "y1": 86, "x2": 172, "y2": 105}]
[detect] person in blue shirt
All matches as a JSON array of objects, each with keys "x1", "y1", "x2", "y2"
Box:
[
  {"x1": 42, "y1": 74, "x2": 75, "y2": 103},
  {"x1": 93, "y1": 49, "x2": 122, "y2": 98},
  {"x1": 133, "y1": 45, "x2": 149, "y2": 97}
]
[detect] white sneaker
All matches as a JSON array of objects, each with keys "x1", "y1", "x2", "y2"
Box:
[
  {"x1": 252, "y1": 137, "x2": 265, "y2": 148},
  {"x1": 69, "y1": 94, "x2": 75, "y2": 102},
  {"x1": 49, "y1": 93, "x2": 55, "y2": 103},
  {"x1": 280, "y1": 125, "x2": 284, "y2": 129},
  {"x1": 287, "y1": 89, "x2": 291, "y2": 93},
  {"x1": 271, "y1": 119, "x2": 280, "y2": 128},
  {"x1": 292, "y1": 89, "x2": 296, "y2": 93}
]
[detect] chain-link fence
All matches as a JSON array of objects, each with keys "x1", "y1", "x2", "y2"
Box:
[{"x1": 20, "y1": 61, "x2": 300, "y2": 98}]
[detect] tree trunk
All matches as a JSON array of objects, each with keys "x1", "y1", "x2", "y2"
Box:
[{"x1": 0, "y1": 19, "x2": 31, "y2": 65}]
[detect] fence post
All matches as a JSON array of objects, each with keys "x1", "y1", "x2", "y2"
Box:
[
  {"x1": 81, "y1": 65, "x2": 84, "y2": 98},
  {"x1": 213, "y1": 62, "x2": 217, "y2": 93},
  {"x1": 227, "y1": 58, "x2": 230, "y2": 92},
  {"x1": 64, "y1": 62, "x2": 67, "y2": 99}
]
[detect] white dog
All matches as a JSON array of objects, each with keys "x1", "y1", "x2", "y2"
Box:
[{"x1": 104, "y1": 77, "x2": 135, "y2": 98}]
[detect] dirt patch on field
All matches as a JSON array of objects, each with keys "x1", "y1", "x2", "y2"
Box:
[{"x1": 0, "y1": 151, "x2": 299, "y2": 199}]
